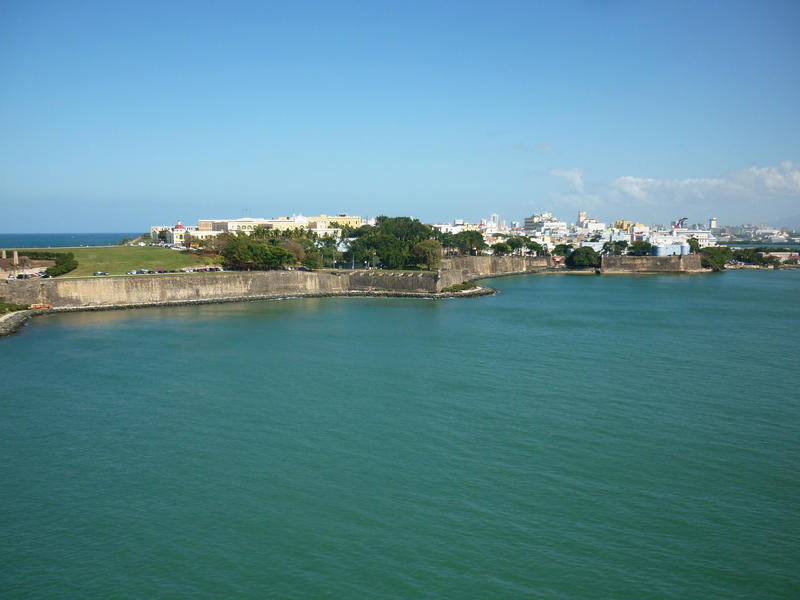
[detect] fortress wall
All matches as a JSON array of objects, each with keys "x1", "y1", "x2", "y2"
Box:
[
  {"x1": 600, "y1": 254, "x2": 704, "y2": 273},
  {"x1": 0, "y1": 271, "x2": 351, "y2": 308},
  {"x1": 2, "y1": 255, "x2": 556, "y2": 310},
  {"x1": 438, "y1": 255, "x2": 552, "y2": 289},
  {"x1": 347, "y1": 271, "x2": 439, "y2": 292}
]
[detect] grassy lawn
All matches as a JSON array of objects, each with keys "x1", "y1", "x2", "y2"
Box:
[{"x1": 19, "y1": 246, "x2": 221, "y2": 277}]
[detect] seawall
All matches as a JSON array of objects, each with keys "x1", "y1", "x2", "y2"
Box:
[
  {"x1": 0, "y1": 256, "x2": 556, "y2": 310},
  {"x1": 600, "y1": 254, "x2": 704, "y2": 273},
  {"x1": 438, "y1": 255, "x2": 553, "y2": 289},
  {"x1": 2, "y1": 271, "x2": 352, "y2": 309},
  {"x1": 1, "y1": 253, "x2": 705, "y2": 316}
]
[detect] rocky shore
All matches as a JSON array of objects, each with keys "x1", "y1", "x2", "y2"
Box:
[{"x1": 0, "y1": 310, "x2": 33, "y2": 337}]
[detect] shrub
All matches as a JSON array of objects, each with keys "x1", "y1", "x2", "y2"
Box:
[
  {"x1": 442, "y1": 281, "x2": 478, "y2": 293},
  {"x1": 565, "y1": 247, "x2": 600, "y2": 269},
  {"x1": 19, "y1": 250, "x2": 79, "y2": 277},
  {"x1": 0, "y1": 302, "x2": 29, "y2": 314}
]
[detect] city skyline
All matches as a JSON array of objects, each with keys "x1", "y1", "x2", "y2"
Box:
[{"x1": 1, "y1": 1, "x2": 799, "y2": 232}]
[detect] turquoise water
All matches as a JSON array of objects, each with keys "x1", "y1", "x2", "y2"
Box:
[
  {"x1": 2, "y1": 271, "x2": 799, "y2": 598},
  {"x1": 0, "y1": 233, "x2": 140, "y2": 249}
]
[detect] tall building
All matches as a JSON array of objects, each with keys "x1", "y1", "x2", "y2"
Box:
[{"x1": 709, "y1": 217, "x2": 718, "y2": 229}]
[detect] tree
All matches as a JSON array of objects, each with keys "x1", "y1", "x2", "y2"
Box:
[
  {"x1": 552, "y1": 243, "x2": 572, "y2": 256},
  {"x1": 431, "y1": 229, "x2": 457, "y2": 254},
  {"x1": 411, "y1": 239, "x2": 442, "y2": 269},
  {"x1": 221, "y1": 237, "x2": 256, "y2": 269},
  {"x1": 220, "y1": 237, "x2": 296, "y2": 269},
  {"x1": 526, "y1": 240, "x2": 545, "y2": 255},
  {"x1": 628, "y1": 241, "x2": 652, "y2": 256},
  {"x1": 318, "y1": 236, "x2": 339, "y2": 268},
  {"x1": 602, "y1": 240, "x2": 628, "y2": 255},
  {"x1": 279, "y1": 239, "x2": 305, "y2": 261},
  {"x1": 371, "y1": 232, "x2": 407, "y2": 269},
  {"x1": 565, "y1": 247, "x2": 601, "y2": 269},
  {"x1": 700, "y1": 246, "x2": 730, "y2": 271},
  {"x1": 506, "y1": 236, "x2": 525, "y2": 255},
  {"x1": 374, "y1": 216, "x2": 432, "y2": 245},
  {"x1": 250, "y1": 225, "x2": 272, "y2": 240},
  {"x1": 158, "y1": 230, "x2": 168, "y2": 242},
  {"x1": 453, "y1": 230, "x2": 486, "y2": 255},
  {"x1": 302, "y1": 252, "x2": 322, "y2": 269},
  {"x1": 687, "y1": 237, "x2": 701, "y2": 254},
  {"x1": 491, "y1": 242, "x2": 512, "y2": 256},
  {"x1": 203, "y1": 232, "x2": 234, "y2": 254}
]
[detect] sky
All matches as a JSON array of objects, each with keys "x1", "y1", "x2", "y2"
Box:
[{"x1": 1, "y1": 0, "x2": 799, "y2": 232}]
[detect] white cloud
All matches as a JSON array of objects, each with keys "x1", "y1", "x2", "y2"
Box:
[
  {"x1": 549, "y1": 168, "x2": 584, "y2": 192},
  {"x1": 729, "y1": 161, "x2": 800, "y2": 195},
  {"x1": 611, "y1": 162, "x2": 800, "y2": 204},
  {"x1": 604, "y1": 161, "x2": 800, "y2": 223},
  {"x1": 610, "y1": 175, "x2": 725, "y2": 204}
]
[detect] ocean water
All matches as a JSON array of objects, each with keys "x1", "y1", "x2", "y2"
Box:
[
  {"x1": 0, "y1": 233, "x2": 141, "y2": 249},
  {"x1": 1, "y1": 271, "x2": 798, "y2": 598}
]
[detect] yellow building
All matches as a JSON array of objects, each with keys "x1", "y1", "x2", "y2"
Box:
[
  {"x1": 308, "y1": 214, "x2": 363, "y2": 229},
  {"x1": 184, "y1": 214, "x2": 364, "y2": 238},
  {"x1": 614, "y1": 220, "x2": 633, "y2": 232}
]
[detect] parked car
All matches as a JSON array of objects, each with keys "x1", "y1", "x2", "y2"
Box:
[{"x1": 126, "y1": 270, "x2": 137, "y2": 275}]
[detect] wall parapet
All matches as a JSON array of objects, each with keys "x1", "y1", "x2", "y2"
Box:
[{"x1": 600, "y1": 254, "x2": 704, "y2": 273}]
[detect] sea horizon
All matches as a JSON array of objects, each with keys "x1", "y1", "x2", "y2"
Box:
[{"x1": 0, "y1": 232, "x2": 142, "y2": 249}]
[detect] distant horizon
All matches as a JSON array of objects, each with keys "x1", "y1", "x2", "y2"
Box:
[{"x1": 1, "y1": 210, "x2": 798, "y2": 237}]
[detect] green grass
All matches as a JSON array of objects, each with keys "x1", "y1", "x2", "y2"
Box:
[
  {"x1": 441, "y1": 281, "x2": 478, "y2": 293},
  {"x1": 17, "y1": 246, "x2": 219, "y2": 277},
  {"x1": 1, "y1": 302, "x2": 29, "y2": 314}
]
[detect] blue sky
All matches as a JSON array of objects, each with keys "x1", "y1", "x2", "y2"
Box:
[{"x1": 1, "y1": 0, "x2": 799, "y2": 232}]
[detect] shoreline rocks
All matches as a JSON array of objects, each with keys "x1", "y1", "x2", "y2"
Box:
[{"x1": 0, "y1": 310, "x2": 33, "y2": 337}]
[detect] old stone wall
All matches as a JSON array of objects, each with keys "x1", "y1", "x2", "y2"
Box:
[
  {"x1": 600, "y1": 254, "x2": 704, "y2": 273},
  {"x1": 0, "y1": 256, "x2": 553, "y2": 309},
  {"x1": 347, "y1": 271, "x2": 439, "y2": 292},
  {"x1": 438, "y1": 255, "x2": 552, "y2": 289},
  {"x1": 0, "y1": 271, "x2": 351, "y2": 308}
]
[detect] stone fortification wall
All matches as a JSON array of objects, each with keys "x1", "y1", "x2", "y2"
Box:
[
  {"x1": 600, "y1": 254, "x2": 704, "y2": 273},
  {"x1": 0, "y1": 271, "x2": 351, "y2": 308},
  {"x1": 347, "y1": 271, "x2": 439, "y2": 292},
  {"x1": 0, "y1": 256, "x2": 552, "y2": 310},
  {"x1": 438, "y1": 255, "x2": 552, "y2": 289}
]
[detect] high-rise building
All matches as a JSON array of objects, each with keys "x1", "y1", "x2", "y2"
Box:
[{"x1": 709, "y1": 217, "x2": 718, "y2": 229}]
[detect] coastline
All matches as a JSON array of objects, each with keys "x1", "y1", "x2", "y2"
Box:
[
  {"x1": 0, "y1": 310, "x2": 33, "y2": 337},
  {"x1": 0, "y1": 254, "x2": 715, "y2": 338}
]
